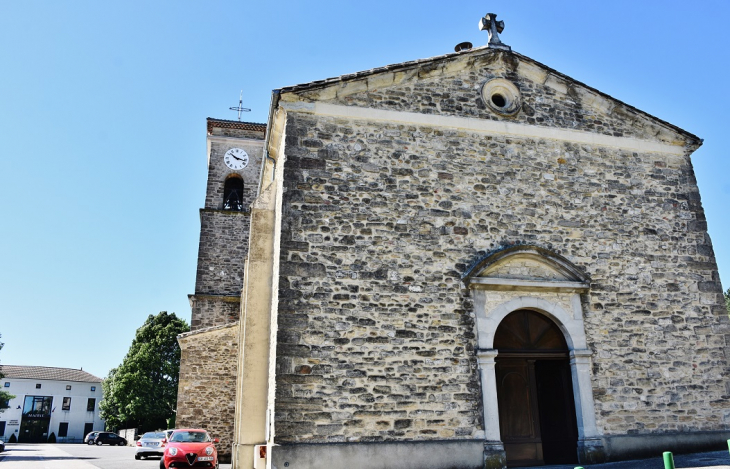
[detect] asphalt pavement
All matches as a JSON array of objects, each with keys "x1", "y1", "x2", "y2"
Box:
[
  {"x1": 1, "y1": 442, "x2": 728, "y2": 469},
  {"x1": 512, "y1": 450, "x2": 730, "y2": 469},
  {"x1": 0, "y1": 443, "x2": 232, "y2": 469}
]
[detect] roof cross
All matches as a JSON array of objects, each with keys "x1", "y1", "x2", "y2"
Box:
[
  {"x1": 479, "y1": 13, "x2": 510, "y2": 50},
  {"x1": 229, "y1": 90, "x2": 251, "y2": 121}
]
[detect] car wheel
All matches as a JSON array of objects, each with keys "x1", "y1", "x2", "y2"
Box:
[
  {"x1": 159, "y1": 459, "x2": 166, "y2": 469},
  {"x1": 87, "y1": 440, "x2": 94, "y2": 445},
  {"x1": 96, "y1": 440, "x2": 103, "y2": 446},
  {"x1": 119, "y1": 442, "x2": 125, "y2": 446},
  {"x1": 135, "y1": 454, "x2": 140, "y2": 460}
]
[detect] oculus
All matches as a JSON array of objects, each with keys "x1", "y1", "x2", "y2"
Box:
[{"x1": 481, "y1": 78, "x2": 521, "y2": 116}]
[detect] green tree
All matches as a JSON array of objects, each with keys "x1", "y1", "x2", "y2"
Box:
[
  {"x1": 99, "y1": 312, "x2": 189, "y2": 432},
  {"x1": 725, "y1": 288, "x2": 730, "y2": 315},
  {"x1": 0, "y1": 334, "x2": 16, "y2": 413}
]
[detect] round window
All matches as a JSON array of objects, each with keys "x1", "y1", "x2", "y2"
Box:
[{"x1": 481, "y1": 78, "x2": 521, "y2": 116}]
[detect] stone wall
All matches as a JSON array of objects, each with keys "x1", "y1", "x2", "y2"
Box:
[
  {"x1": 190, "y1": 295, "x2": 240, "y2": 330},
  {"x1": 194, "y1": 210, "x2": 250, "y2": 298},
  {"x1": 272, "y1": 101, "x2": 729, "y2": 445},
  {"x1": 177, "y1": 324, "x2": 238, "y2": 462}
]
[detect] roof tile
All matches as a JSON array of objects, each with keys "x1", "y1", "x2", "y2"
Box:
[
  {"x1": 207, "y1": 118, "x2": 266, "y2": 134},
  {"x1": 1, "y1": 365, "x2": 103, "y2": 383}
]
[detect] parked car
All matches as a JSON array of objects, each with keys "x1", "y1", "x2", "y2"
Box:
[
  {"x1": 93, "y1": 432, "x2": 127, "y2": 446},
  {"x1": 0, "y1": 439, "x2": 4, "y2": 452},
  {"x1": 160, "y1": 429, "x2": 218, "y2": 469},
  {"x1": 84, "y1": 431, "x2": 100, "y2": 444},
  {"x1": 135, "y1": 431, "x2": 167, "y2": 460}
]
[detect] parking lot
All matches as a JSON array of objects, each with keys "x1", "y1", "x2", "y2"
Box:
[{"x1": 0, "y1": 443, "x2": 231, "y2": 469}]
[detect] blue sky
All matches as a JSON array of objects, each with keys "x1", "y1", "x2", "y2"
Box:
[{"x1": 1, "y1": 1, "x2": 728, "y2": 379}]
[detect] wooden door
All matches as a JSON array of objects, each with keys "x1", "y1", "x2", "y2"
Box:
[
  {"x1": 496, "y1": 358, "x2": 543, "y2": 466},
  {"x1": 494, "y1": 310, "x2": 578, "y2": 467}
]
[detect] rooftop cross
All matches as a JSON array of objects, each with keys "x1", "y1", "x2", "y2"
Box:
[
  {"x1": 229, "y1": 90, "x2": 251, "y2": 121},
  {"x1": 479, "y1": 13, "x2": 510, "y2": 51}
]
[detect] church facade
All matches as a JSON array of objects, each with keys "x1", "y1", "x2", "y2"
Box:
[{"x1": 176, "y1": 16, "x2": 730, "y2": 469}]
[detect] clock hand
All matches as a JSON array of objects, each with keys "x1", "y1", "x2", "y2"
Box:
[{"x1": 230, "y1": 154, "x2": 244, "y2": 161}]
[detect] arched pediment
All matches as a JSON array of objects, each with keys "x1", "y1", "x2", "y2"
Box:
[{"x1": 462, "y1": 245, "x2": 589, "y2": 292}]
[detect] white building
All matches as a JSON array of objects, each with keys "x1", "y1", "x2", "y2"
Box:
[{"x1": 1, "y1": 366, "x2": 104, "y2": 443}]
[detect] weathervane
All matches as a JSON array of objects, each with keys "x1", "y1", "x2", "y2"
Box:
[
  {"x1": 479, "y1": 13, "x2": 510, "y2": 50},
  {"x1": 229, "y1": 91, "x2": 251, "y2": 121}
]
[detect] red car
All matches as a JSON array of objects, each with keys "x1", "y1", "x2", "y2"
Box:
[{"x1": 159, "y1": 429, "x2": 219, "y2": 469}]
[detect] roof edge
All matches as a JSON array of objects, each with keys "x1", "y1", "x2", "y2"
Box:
[
  {"x1": 207, "y1": 118, "x2": 267, "y2": 134},
  {"x1": 273, "y1": 47, "x2": 701, "y2": 145},
  {"x1": 1, "y1": 365, "x2": 103, "y2": 382}
]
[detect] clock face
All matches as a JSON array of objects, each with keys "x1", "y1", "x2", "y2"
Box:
[{"x1": 224, "y1": 148, "x2": 249, "y2": 170}]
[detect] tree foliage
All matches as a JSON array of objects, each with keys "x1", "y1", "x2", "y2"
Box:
[
  {"x1": 725, "y1": 288, "x2": 730, "y2": 315},
  {"x1": 0, "y1": 334, "x2": 16, "y2": 413},
  {"x1": 99, "y1": 312, "x2": 189, "y2": 432}
]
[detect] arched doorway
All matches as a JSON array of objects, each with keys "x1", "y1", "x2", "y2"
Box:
[{"x1": 495, "y1": 309, "x2": 579, "y2": 467}]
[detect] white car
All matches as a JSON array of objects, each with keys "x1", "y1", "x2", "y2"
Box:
[
  {"x1": 134, "y1": 431, "x2": 167, "y2": 460},
  {"x1": 84, "y1": 431, "x2": 100, "y2": 444}
]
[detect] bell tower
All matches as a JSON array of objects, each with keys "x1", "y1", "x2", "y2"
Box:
[
  {"x1": 176, "y1": 118, "x2": 266, "y2": 463},
  {"x1": 190, "y1": 118, "x2": 266, "y2": 330}
]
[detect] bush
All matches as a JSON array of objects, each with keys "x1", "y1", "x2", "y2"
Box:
[
  {"x1": 8, "y1": 433, "x2": 17, "y2": 443},
  {"x1": 47, "y1": 432, "x2": 56, "y2": 443}
]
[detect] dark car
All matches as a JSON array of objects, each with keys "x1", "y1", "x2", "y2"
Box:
[{"x1": 93, "y1": 432, "x2": 127, "y2": 446}]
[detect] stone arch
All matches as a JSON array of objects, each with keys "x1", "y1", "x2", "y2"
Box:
[
  {"x1": 463, "y1": 245, "x2": 589, "y2": 284},
  {"x1": 464, "y1": 245, "x2": 605, "y2": 467},
  {"x1": 478, "y1": 296, "x2": 587, "y2": 351}
]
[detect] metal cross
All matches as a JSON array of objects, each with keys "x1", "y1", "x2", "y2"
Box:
[
  {"x1": 479, "y1": 13, "x2": 510, "y2": 50},
  {"x1": 229, "y1": 90, "x2": 251, "y2": 121}
]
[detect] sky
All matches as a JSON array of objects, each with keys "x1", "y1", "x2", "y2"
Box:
[{"x1": 1, "y1": 1, "x2": 729, "y2": 379}]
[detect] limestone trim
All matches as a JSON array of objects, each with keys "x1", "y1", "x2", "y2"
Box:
[
  {"x1": 570, "y1": 349, "x2": 600, "y2": 439},
  {"x1": 231, "y1": 114, "x2": 286, "y2": 469},
  {"x1": 200, "y1": 208, "x2": 252, "y2": 216},
  {"x1": 177, "y1": 322, "x2": 239, "y2": 341},
  {"x1": 473, "y1": 295, "x2": 602, "y2": 446},
  {"x1": 279, "y1": 101, "x2": 687, "y2": 156},
  {"x1": 271, "y1": 440, "x2": 486, "y2": 469},
  {"x1": 189, "y1": 293, "x2": 241, "y2": 302},
  {"x1": 474, "y1": 295, "x2": 587, "y2": 350},
  {"x1": 475, "y1": 349, "x2": 501, "y2": 442},
  {"x1": 208, "y1": 136, "x2": 266, "y2": 146},
  {"x1": 467, "y1": 246, "x2": 604, "y2": 462},
  {"x1": 463, "y1": 245, "x2": 589, "y2": 284},
  {"x1": 468, "y1": 278, "x2": 588, "y2": 292}
]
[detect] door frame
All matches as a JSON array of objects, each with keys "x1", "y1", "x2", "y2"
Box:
[{"x1": 462, "y1": 246, "x2": 606, "y2": 466}]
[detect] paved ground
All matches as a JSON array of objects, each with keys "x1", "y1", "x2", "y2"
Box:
[
  {"x1": 1, "y1": 443, "x2": 728, "y2": 468},
  {"x1": 0, "y1": 443, "x2": 232, "y2": 469},
  {"x1": 512, "y1": 450, "x2": 730, "y2": 469}
]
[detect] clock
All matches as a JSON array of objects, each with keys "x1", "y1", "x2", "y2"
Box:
[{"x1": 224, "y1": 148, "x2": 249, "y2": 170}]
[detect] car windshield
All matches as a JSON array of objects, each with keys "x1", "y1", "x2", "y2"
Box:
[
  {"x1": 142, "y1": 432, "x2": 165, "y2": 439},
  {"x1": 171, "y1": 431, "x2": 209, "y2": 443}
]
